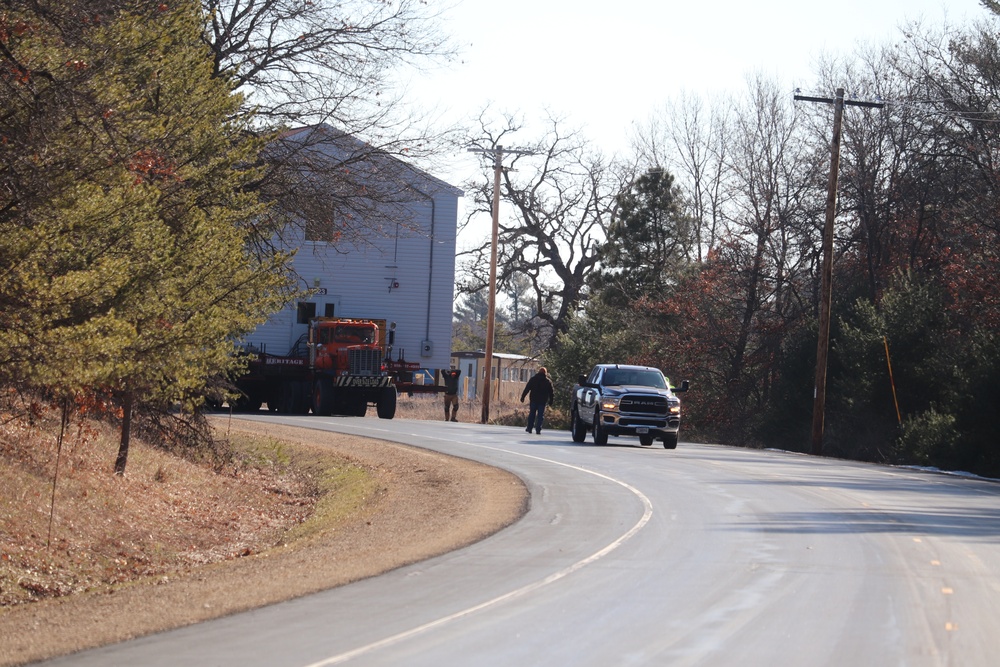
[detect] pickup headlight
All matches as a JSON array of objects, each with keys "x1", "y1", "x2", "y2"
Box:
[
  {"x1": 601, "y1": 397, "x2": 620, "y2": 411},
  {"x1": 669, "y1": 400, "x2": 680, "y2": 414}
]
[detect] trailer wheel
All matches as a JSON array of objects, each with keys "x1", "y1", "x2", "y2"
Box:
[
  {"x1": 376, "y1": 387, "x2": 397, "y2": 419},
  {"x1": 231, "y1": 392, "x2": 262, "y2": 413},
  {"x1": 313, "y1": 378, "x2": 334, "y2": 416},
  {"x1": 290, "y1": 381, "x2": 311, "y2": 415}
]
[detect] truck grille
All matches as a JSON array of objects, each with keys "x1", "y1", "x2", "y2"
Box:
[
  {"x1": 619, "y1": 395, "x2": 668, "y2": 416},
  {"x1": 349, "y1": 348, "x2": 383, "y2": 376}
]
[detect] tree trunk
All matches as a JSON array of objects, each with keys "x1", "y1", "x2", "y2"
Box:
[{"x1": 114, "y1": 392, "x2": 134, "y2": 476}]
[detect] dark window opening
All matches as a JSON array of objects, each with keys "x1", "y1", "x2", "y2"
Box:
[{"x1": 297, "y1": 302, "x2": 316, "y2": 324}]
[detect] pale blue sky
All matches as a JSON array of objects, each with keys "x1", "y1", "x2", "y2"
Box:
[{"x1": 414, "y1": 0, "x2": 983, "y2": 157}]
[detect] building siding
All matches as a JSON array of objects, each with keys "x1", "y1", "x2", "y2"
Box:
[{"x1": 241, "y1": 125, "x2": 462, "y2": 372}]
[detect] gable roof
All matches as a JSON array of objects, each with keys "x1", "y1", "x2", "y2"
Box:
[{"x1": 277, "y1": 124, "x2": 463, "y2": 198}]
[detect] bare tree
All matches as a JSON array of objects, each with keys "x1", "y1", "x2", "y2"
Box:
[
  {"x1": 632, "y1": 91, "x2": 731, "y2": 262},
  {"x1": 201, "y1": 0, "x2": 461, "y2": 252},
  {"x1": 721, "y1": 75, "x2": 824, "y2": 402},
  {"x1": 461, "y1": 112, "x2": 625, "y2": 350},
  {"x1": 203, "y1": 0, "x2": 453, "y2": 136}
]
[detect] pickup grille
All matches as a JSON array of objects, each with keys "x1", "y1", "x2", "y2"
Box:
[
  {"x1": 349, "y1": 348, "x2": 383, "y2": 376},
  {"x1": 619, "y1": 395, "x2": 668, "y2": 416}
]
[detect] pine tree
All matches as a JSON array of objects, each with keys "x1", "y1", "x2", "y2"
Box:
[{"x1": 0, "y1": 1, "x2": 294, "y2": 472}]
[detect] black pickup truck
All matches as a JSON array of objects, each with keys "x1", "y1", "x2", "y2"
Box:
[{"x1": 570, "y1": 364, "x2": 689, "y2": 449}]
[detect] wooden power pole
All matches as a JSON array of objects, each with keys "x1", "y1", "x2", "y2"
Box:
[
  {"x1": 467, "y1": 144, "x2": 534, "y2": 424},
  {"x1": 795, "y1": 88, "x2": 884, "y2": 455}
]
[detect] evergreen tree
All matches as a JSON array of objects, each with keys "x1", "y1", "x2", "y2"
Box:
[
  {"x1": 590, "y1": 167, "x2": 692, "y2": 305},
  {"x1": 0, "y1": 0, "x2": 294, "y2": 472}
]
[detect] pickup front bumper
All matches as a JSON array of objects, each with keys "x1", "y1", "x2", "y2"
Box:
[{"x1": 597, "y1": 411, "x2": 679, "y2": 437}]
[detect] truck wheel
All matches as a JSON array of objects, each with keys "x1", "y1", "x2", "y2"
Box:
[
  {"x1": 639, "y1": 434, "x2": 654, "y2": 447},
  {"x1": 350, "y1": 396, "x2": 368, "y2": 417},
  {"x1": 376, "y1": 387, "x2": 397, "y2": 419},
  {"x1": 313, "y1": 378, "x2": 334, "y2": 416},
  {"x1": 593, "y1": 415, "x2": 609, "y2": 446},
  {"x1": 662, "y1": 432, "x2": 678, "y2": 449},
  {"x1": 571, "y1": 408, "x2": 587, "y2": 443}
]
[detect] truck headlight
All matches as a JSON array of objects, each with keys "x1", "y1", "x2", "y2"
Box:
[{"x1": 601, "y1": 397, "x2": 620, "y2": 411}]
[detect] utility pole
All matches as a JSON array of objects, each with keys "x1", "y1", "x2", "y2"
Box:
[
  {"x1": 795, "y1": 88, "x2": 884, "y2": 455},
  {"x1": 467, "y1": 144, "x2": 534, "y2": 424}
]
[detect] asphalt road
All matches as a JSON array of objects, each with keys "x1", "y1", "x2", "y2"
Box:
[{"x1": 44, "y1": 416, "x2": 1000, "y2": 666}]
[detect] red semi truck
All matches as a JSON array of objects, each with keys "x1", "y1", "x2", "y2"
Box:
[{"x1": 230, "y1": 318, "x2": 430, "y2": 418}]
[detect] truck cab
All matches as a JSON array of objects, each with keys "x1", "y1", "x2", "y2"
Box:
[{"x1": 310, "y1": 319, "x2": 384, "y2": 375}]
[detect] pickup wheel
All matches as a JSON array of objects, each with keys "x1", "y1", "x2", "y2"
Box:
[
  {"x1": 662, "y1": 432, "x2": 678, "y2": 449},
  {"x1": 592, "y1": 415, "x2": 609, "y2": 446},
  {"x1": 571, "y1": 407, "x2": 587, "y2": 443},
  {"x1": 639, "y1": 434, "x2": 654, "y2": 447}
]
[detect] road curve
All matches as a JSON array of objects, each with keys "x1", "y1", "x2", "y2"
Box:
[{"x1": 43, "y1": 416, "x2": 1000, "y2": 666}]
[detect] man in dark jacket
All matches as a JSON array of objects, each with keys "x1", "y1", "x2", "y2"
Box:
[
  {"x1": 442, "y1": 368, "x2": 461, "y2": 421},
  {"x1": 520, "y1": 367, "x2": 554, "y2": 434}
]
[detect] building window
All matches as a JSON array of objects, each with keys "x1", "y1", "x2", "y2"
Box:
[
  {"x1": 296, "y1": 302, "x2": 316, "y2": 324},
  {"x1": 324, "y1": 303, "x2": 336, "y2": 317}
]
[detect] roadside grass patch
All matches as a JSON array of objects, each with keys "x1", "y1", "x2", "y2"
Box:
[{"x1": 0, "y1": 407, "x2": 376, "y2": 609}]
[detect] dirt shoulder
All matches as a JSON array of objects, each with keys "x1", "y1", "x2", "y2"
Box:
[{"x1": 0, "y1": 420, "x2": 528, "y2": 666}]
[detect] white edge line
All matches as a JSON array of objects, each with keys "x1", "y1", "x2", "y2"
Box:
[{"x1": 299, "y1": 435, "x2": 654, "y2": 667}]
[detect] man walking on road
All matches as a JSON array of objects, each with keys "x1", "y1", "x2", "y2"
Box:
[{"x1": 520, "y1": 367, "x2": 554, "y2": 434}]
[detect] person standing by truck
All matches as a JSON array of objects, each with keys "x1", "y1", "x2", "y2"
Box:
[
  {"x1": 520, "y1": 367, "x2": 554, "y2": 434},
  {"x1": 441, "y1": 368, "x2": 461, "y2": 421}
]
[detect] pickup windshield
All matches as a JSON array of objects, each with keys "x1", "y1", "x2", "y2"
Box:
[{"x1": 602, "y1": 369, "x2": 666, "y2": 389}]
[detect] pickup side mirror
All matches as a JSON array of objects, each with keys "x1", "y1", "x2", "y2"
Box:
[{"x1": 673, "y1": 380, "x2": 690, "y2": 393}]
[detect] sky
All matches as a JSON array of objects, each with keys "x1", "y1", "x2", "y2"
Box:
[
  {"x1": 412, "y1": 0, "x2": 983, "y2": 158},
  {"x1": 404, "y1": 0, "x2": 985, "y2": 248}
]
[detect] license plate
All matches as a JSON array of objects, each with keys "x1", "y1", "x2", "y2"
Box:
[{"x1": 636, "y1": 427, "x2": 649, "y2": 434}]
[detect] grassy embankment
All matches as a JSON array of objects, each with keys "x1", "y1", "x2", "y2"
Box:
[{"x1": 0, "y1": 408, "x2": 374, "y2": 610}]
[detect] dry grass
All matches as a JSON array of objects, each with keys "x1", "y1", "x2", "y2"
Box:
[
  {"x1": 0, "y1": 405, "x2": 369, "y2": 610},
  {"x1": 394, "y1": 392, "x2": 569, "y2": 430}
]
